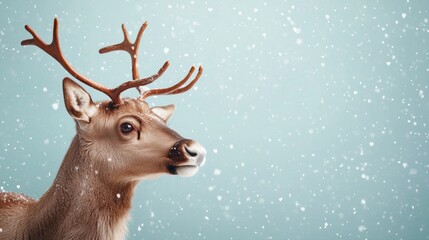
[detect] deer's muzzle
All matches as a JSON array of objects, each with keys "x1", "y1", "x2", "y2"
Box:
[{"x1": 167, "y1": 139, "x2": 206, "y2": 177}]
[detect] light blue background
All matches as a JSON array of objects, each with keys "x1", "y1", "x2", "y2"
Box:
[{"x1": 1, "y1": 1, "x2": 428, "y2": 239}]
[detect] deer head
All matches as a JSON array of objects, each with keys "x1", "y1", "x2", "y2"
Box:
[{"x1": 21, "y1": 18, "x2": 206, "y2": 179}]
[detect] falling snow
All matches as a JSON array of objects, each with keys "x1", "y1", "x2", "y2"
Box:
[{"x1": 1, "y1": 1, "x2": 428, "y2": 240}]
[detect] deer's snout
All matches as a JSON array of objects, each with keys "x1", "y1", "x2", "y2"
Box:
[{"x1": 168, "y1": 139, "x2": 206, "y2": 177}]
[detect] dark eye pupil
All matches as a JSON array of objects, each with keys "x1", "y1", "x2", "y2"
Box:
[{"x1": 120, "y1": 122, "x2": 134, "y2": 133}]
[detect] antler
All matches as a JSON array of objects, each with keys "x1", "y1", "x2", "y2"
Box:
[
  {"x1": 140, "y1": 65, "x2": 203, "y2": 99},
  {"x1": 99, "y1": 22, "x2": 147, "y2": 82},
  {"x1": 99, "y1": 22, "x2": 203, "y2": 99},
  {"x1": 21, "y1": 18, "x2": 169, "y2": 105}
]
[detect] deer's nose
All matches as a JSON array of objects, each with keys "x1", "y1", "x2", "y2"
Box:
[
  {"x1": 184, "y1": 142, "x2": 206, "y2": 166},
  {"x1": 168, "y1": 139, "x2": 206, "y2": 166}
]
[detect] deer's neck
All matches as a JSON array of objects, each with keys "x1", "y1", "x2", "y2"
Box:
[{"x1": 23, "y1": 135, "x2": 136, "y2": 240}]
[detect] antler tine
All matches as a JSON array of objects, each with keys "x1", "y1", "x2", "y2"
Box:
[
  {"x1": 140, "y1": 66, "x2": 195, "y2": 98},
  {"x1": 141, "y1": 66, "x2": 203, "y2": 99},
  {"x1": 168, "y1": 66, "x2": 203, "y2": 94},
  {"x1": 21, "y1": 18, "x2": 114, "y2": 100},
  {"x1": 99, "y1": 22, "x2": 148, "y2": 84}
]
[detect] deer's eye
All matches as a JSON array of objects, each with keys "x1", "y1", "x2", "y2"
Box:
[{"x1": 120, "y1": 122, "x2": 134, "y2": 134}]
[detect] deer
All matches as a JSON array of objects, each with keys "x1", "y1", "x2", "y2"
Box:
[{"x1": 0, "y1": 18, "x2": 206, "y2": 240}]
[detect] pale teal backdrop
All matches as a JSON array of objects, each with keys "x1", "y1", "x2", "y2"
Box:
[{"x1": 1, "y1": 1, "x2": 429, "y2": 239}]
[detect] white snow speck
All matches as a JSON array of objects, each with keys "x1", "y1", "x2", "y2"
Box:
[
  {"x1": 163, "y1": 47, "x2": 170, "y2": 54},
  {"x1": 52, "y1": 102, "x2": 59, "y2": 110},
  {"x1": 213, "y1": 168, "x2": 222, "y2": 176},
  {"x1": 116, "y1": 193, "x2": 121, "y2": 199},
  {"x1": 293, "y1": 27, "x2": 301, "y2": 34},
  {"x1": 361, "y1": 173, "x2": 370, "y2": 180},
  {"x1": 358, "y1": 225, "x2": 366, "y2": 232}
]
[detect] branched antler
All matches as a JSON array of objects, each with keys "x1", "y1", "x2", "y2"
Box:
[
  {"x1": 21, "y1": 18, "x2": 169, "y2": 105},
  {"x1": 99, "y1": 23, "x2": 147, "y2": 81},
  {"x1": 21, "y1": 18, "x2": 111, "y2": 95},
  {"x1": 99, "y1": 22, "x2": 203, "y2": 99},
  {"x1": 22, "y1": 18, "x2": 203, "y2": 106}
]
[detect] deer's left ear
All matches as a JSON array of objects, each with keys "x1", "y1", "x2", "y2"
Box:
[
  {"x1": 63, "y1": 77, "x2": 98, "y2": 123},
  {"x1": 151, "y1": 104, "x2": 175, "y2": 122}
]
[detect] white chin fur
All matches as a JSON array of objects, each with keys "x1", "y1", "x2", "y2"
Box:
[{"x1": 176, "y1": 165, "x2": 199, "y2": 177}]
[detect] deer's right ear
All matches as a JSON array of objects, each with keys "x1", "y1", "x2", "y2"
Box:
[{"x1": 63, "y1": 77, "x2": 97, "y2": 123}]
